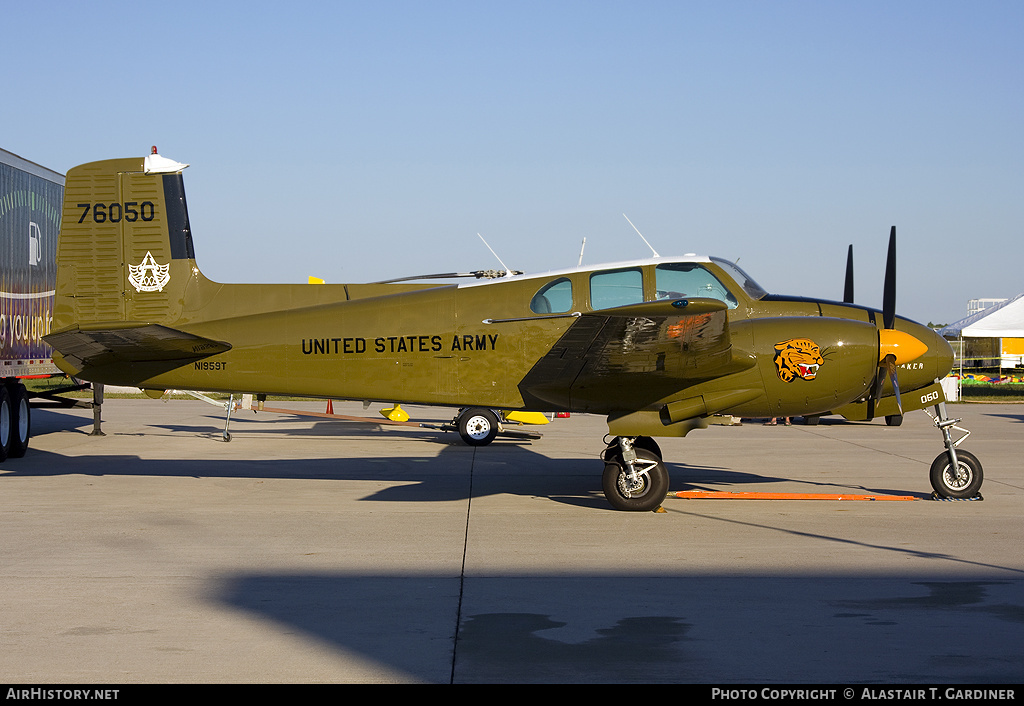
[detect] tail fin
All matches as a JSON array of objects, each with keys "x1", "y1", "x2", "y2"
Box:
[
  {"x1": 46, "y1": 153, "x2": 229, "y2": 381},
  {"x1": 53, "y1": 153, "x2": 196, "y2": 332}
]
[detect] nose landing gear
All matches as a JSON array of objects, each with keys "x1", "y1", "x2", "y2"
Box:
[{"x1": 925, "y1": 401, "x2": 983, "y2": 499}]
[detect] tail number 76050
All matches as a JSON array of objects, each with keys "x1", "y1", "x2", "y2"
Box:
[{"x1": 77, "y1": 202, "x2": 155, "y2": 224}]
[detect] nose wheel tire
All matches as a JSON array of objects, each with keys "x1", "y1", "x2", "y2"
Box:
[
  {"x1": 929, "y1": 449, "x2": 983, "y2": 499},
  {"x1": 457, "y1": 408, "x2": 499, "y2": 446},
  {"x1": 602, "y1": 447, "x2": 669, "y2": 512}
]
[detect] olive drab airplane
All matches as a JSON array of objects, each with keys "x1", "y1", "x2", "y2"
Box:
[{"x1": 43, "y1": 151, "x2": 983, "y2": 512}]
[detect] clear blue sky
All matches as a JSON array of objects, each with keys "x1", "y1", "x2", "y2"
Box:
[{"x1": 4, "y1": 1, "x2": 1021, "y2": 324}]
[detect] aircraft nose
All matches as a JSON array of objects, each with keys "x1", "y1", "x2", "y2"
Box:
[{"x1": 928, "y1": 326, "x2": 955, "y2": 378}]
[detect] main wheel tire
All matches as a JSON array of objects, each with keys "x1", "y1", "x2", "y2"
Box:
[
  {"x1": 458, "y1": 408, "x2": 499, "y2": 446},
  {"x1": 930, "y1": 449, "x2": 983, "y2": 499},
  {"x1": 602, "y1": 447, "x2": 669, "y2": 512},
  {"x1": 885, "y1": 414, "x2": 903, "y2": 427},
  {"x1": 7, "y1": 383, "x2": 30, "y2": 458},
  {"x1": 803, "y1": 415, "x2": 820, "y2": 426},
  {"x1": 0, "y1": 387, "x2": 12, "y2": 462}
]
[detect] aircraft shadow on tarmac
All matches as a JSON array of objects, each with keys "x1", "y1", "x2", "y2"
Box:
[
  {"x1": 30, "y1": 407, "x2": 103, "y2": 434},
  {"x1": 19, "y1": 410, "x2": 930, "y2": 503},
  {"x1": 4, "y1": 445, "x2": 766, "y2": 509},
  {"x1": 212, "y1": 572, "x2": 1024, "y2": 683},
  {"x1": 986, "y1": 412, "x2": 1024, "y2": 424}
]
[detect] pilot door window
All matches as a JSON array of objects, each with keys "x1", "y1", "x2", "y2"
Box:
[
  {"x1": 590, "y1": 267, "x2": 643, "y2": 310},
  {"x1": 655, "y1": 263, "x2": 738, "y2": 308},
  {"x1": 530, "y1": 277, "x2": 574, "y2": 314}
]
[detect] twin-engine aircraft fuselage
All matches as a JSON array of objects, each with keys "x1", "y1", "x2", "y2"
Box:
[{"x1": 44, "y1": 154, "x2": 980, "y2": 511}]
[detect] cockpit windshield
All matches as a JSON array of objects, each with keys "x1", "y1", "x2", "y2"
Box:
[
  {"x1": 655, "y1": 263, "x2": 737, "y2": 308},
  {"x1": 711, "y1": 257, "x2": 768, "y2": 300}
]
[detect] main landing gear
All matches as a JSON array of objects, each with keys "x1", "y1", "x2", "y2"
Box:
[
  {"x1": 925, "y1": 401, "x2": 983, "y2": 499},
  {"x1": 601, "y1": 436, "x2": 669, "y2": 512}
]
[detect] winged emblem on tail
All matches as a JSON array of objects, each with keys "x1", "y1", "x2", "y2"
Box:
[{"x1": 128, "y1": 252, "x2": 170, "y2": 292}]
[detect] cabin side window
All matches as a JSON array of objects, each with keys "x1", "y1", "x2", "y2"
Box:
[
  {"x1": 655, "y1": 263, "x2": 738, "y2": 308},
  {"x1": 590, "y1": 267, "x2": 643, "y2": 310},
  {"x1": 530, "y1": 277, "x2": 574, "y2": 314}
]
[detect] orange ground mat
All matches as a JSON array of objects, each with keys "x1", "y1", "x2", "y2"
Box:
[{"x1": 674, "y1": 491, "x2": 917, "y2": 501}]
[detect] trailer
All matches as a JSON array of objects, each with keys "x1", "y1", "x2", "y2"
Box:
[{"x1": 0, "y1": 147, "x2": 99, "y2": 460}]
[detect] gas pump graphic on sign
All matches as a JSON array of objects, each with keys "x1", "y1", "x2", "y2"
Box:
[{"x1": 28, "y1": 222, "x2": 41, "y2": 266}]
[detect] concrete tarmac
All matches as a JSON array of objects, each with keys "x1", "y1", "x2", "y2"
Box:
[{"x1": 1, "y1": 399, "x2": 1021, "y2": 683}]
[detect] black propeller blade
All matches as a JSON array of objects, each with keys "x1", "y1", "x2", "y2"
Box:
[
  {"x1": 867, "y1": 226, "x2": 901, "y2": 421},
  {"x1": 867, "y1": 360, "x2": 885, "y2": 420},
  {"x1": 882, "y1": 226, "x2": 896, "y2": 330},
  {"x1": 886, "y1": 355, "x2": 904, "y2": 415},
  {"x1": 843, "y1": 244, "x2": 854, "y2": 304},
  {"x1": 868, "y1": 353, "x2": 904, "y2": 421}
]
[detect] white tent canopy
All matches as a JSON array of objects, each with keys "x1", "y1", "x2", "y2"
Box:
[{"x1": 939, "y1": 294, "x2": 1024, "y2": 338}]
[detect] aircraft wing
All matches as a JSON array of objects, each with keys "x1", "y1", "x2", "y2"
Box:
[
  {"x1": 44, "y1": 324, "x2": 231, "y2": 376},
  {"x1": 517, "y1": 297, "x2": 736, "y2": 411}
]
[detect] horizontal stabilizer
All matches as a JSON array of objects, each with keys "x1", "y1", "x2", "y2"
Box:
[{"x1": 44, "y1": 324, "x2": 231, "y2": 372}]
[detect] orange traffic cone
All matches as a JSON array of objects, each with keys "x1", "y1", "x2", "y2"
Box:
[{"x1": 326, "y1": 399, "x2": 334, "y2": 414}]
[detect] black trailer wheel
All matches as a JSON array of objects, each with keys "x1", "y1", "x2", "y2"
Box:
[
  {"x1": 602, "y1": 447, "x2": 669, "y2": 512},
  {"x1": 930, "y1": 449, "x2": 983, "y2": 499},
  {"x1": 0, "y1": 386, "x2": 11, "y2": 462},
  {"x1": 8, "y1": 383, "x2": 30, "y2": 458},
  {"x1": 458, "y1": 408, "x2": 499, "y2": 446}
]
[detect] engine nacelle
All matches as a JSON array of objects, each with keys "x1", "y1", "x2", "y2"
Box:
[{"x1": 743, "y1": 317, "x2": 880, "y2": 418}]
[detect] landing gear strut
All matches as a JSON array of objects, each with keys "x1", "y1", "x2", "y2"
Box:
[
  {"x1": 924, "y1": 401, "x2": 983, "y2": 499},
  {"x1": 601, "y1": 436, "x2": 669, "y2": 512},
  {"x1": 170, "y1": 390, "x2": 240, "y2": 441}
]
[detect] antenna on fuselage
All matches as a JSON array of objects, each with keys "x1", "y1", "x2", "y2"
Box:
[
  {"x1": 622, "y1": 214, "x2": 660, "y2": 258},
  {"x1": 477, "y1": 233, "x2": 515, "y2": 277},
  {"x1": 578, "y1": 237, "x2": 587, "y2": 267}
]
